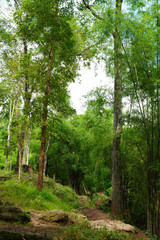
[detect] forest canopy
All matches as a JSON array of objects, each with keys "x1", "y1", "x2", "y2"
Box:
[{"x1": 0, "y1": 0, "x2": 160, "y2": 237}]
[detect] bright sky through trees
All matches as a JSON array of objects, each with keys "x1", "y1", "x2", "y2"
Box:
[{"x1": 69, "y1": 61, "x2": 113, "y2": 114}]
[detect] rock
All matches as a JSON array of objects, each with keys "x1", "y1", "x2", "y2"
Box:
[
  {"x1": 90, "y1": 220, "x2": 107, "y2": 229},
  {"x1": 113, "y1": 220, "x2": 136, "y2": 232},
  {"x1": 0, "y1": 206, "x2": 30, "y2": 223},
  {"x1": 39, "y1": 210, "x2": 88, "y2": 226},
  {"x1": 90, "y1": 219, "x2": 136, "y2": 233},
  {"x1": 67, "y1": 212, "x2": 87, "y2": 224},
  {"x1": 40, "y1": 210, "x2": 68, "y2": 224}
]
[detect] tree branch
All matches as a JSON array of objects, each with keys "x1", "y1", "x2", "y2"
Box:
[
  {"x1": 82, "y1": 0, "x2": 103, "y2": 20},
  {"x1": 77, "y1": 42, "x2": 98, "y2": 57}
]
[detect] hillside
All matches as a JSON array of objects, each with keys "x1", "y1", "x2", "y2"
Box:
[{"x1": 0, "y1": 171, "x2": 149, "y2": 240}]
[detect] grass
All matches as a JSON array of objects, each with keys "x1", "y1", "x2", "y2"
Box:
[
  {"x1": 0, "y1": 170, "x2": 149, "y2": 240},
  {"x1": 0, "y1": 170, "x2": 81, "y2": 212},
  {"x1": 62, "y1": 222, "x2": 144, "y2": 240}
]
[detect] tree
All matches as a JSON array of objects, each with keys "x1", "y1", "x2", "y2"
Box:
[
  {"x1": 81, "y1": 0, "x2": 123, "y2": 216},
  {"x1": 111, "y1": 0, "x2": 123, "y2": 217},
  {"x1": 44, "y1": 86, "x2": 113, "y2": 194},
  {"x1": 14, "y1": 0, "x2": 78, "y2": 190},
  {"x1": 120, "y1": 0, "x2": 160, "y2": 234},
  {"x1": 5, "y1": 99, "x2": 16, "y2": 170},
  {"x1": 0, "y1": 2, "x2": 34, "y2": 180}
]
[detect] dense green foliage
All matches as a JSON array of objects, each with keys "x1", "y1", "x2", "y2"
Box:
[{"x1": 0, "y1": 0, "x2": 160, "y2": 237}]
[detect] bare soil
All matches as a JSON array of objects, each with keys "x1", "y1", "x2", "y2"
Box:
[
  {"x1": 82, "y1": 208, "x2": 149, "y2": 240},
  {"x1": 0, "y1": 206, "x2": 149, "y2": 240},
  {"x1": 82, "y1": 208, "x2": 111, "y2": 221}
]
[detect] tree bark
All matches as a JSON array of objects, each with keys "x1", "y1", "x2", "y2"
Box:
[
  {"x1": 14, "y1": 0, "x2": 32, "y2": 180},
  {"x1": 147, "y1": 4, "x2": 160, "y2": 234},
  {"x1": 37, "y1": 47, "x2": 53, "y2": 190},
  {"x1": 18, "y1": 148, "x2": 22, "y2": 182},
  {"x1": 43, "y1": 134, "x2": 51, "y2": 176},
  {"x1": 5, "y1": 100, "x2": 15, "y2": 170},
  {"x1": 16, "y1": 100, "x2": 22, "y2": 182},
  {"x1": 111, "y1": 0, "x2": 123, "y2": 217},
  {"x1": 22, "y1": 129, "x2": 31, "y2": 165},
  {"x1": 10, "y1": 150, "x2": 13, "y2": 171},
  {"x1": 147, "y1": 159, "x2": 160, "y2": 237}
]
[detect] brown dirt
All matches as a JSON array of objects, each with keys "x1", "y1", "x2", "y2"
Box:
[
  {"x1": 82, "y1": 208, "x2": 111, "y2": 221},
  {"x1": 81, "y1": 208, "x2": 149, "y2": 240},
  {"x1": 0, "y1": 208, "x2": 149, "y2": 240}
]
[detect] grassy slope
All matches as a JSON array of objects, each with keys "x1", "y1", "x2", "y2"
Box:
[
  {"x1": 0, "y1": 170, "x2": 150, "y2": 240},
  {"x1": 0, "y1": 170, "x2": 81, "y2": 212}
]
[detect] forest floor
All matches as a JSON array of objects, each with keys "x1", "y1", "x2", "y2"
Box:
[
  {"x1": 0, "y1": 205, "x2": 149, "y2": 240},
  {"x1": 81, "y1": 208, "x2": 149, "y2": 240},
  {"x1": 0, "y1": 173, "x2": 149, "y2": 239}
]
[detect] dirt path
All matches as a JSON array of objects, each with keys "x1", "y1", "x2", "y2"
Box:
[
  {"x1": 82, "y1": 208, "x2": 111, "y2": 221},
  {"x1": 0, "y1": 207, "x2": 149, "y2": 240},
  {"x1": 81, "y1": 208, "x2": 149, "y2": 240}
]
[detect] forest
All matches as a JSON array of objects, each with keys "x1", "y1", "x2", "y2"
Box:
[{"x1": 0, "y1": 0, "x2": 160, "y2": 239}]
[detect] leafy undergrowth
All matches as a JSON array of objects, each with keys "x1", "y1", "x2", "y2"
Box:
[
  {"x1": 62, "y1": 222, "x2": 144, "y2": 240},
  {"x1": 0, "y1": 170, "x2": 81, "y2": 212}
]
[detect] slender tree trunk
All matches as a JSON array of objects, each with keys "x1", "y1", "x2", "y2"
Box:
[
  {"x1": 147, "y1": 4, "x2": 160, "y2": 234},
  {"x1": 5, "y1": 100, "x2": 15, "y2": 170},
  {"x1": 147, "y1": 155, "x2": 160, "y2": 237},
  {"x1": 16, "y1": 101, "x2": 22, "y2": 182},
  {"x1": 26, "y1": 144, "x2": 29, "y2": 165},
  {"x1": 111, "y1": 0, "x2": 123, "y2": 217},
  {"x1": 10, "y1": 149, "x2": 13, "y2": 171},
  {"x1": 14, "y1": 0, "x2": 32, "y2": 179},
  {"x1": 22, "y1": 129, "x2": 31, "y2": 165},
  {"x1": 18, "y1": 148, "x2": 22, "y2": 182},
  {"x1": 19, "y1": 38, "x2": 31, "y2": 164},
  {"x1": 37, "y1": 47, "x2": 53, "y2": 190},
  {"x1": 37, "y1": 1, "x2": 58, "y2": 190},
  {"x1": 53, "y1": 158, "x2": 57, "y2": 181},
  {"x1": 43, "y1": 134, "x2": 51, "y2": 176}
]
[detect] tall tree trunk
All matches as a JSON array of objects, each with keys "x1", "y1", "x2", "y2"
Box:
[
  {"x1": 5, "y1": 100, "x2": 15, "y2": 170},
  {"x1": 14, "y1": 0, "x2": 32, "y2": 179},
  {"x1": 53, "y1": 158, "x2": 57, "y2": 181},
  {"x1": 43, "y1": 134, "x2": 51, "y2": 176},
  {"x1": 22, "y1": 129, "x2": 31, "y2": 165},
  {"x1": 10, "y1": 149, "x2": 13, "y2": 171},
  {"x1": 37, "y1": 0, "x2": 58, "y2": 190},
  {"x1": 147, "y1": 3, "x2": 160, "y2": 234},
  {"x1": 37, "y1": 47, "x2": 53, "y2": 190},
  {"x1": 18, "y1": 148, "x2": 22, "y2": 182},
  {"x1": 147, "y1": 150, "x2": 160, "y2": 237},
  {"x1": 16, "y1": 100, "x2": 22, "y2": 182},
  {"x1": 111, "y1": 0, "x2": 123, "y2": 217}
]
